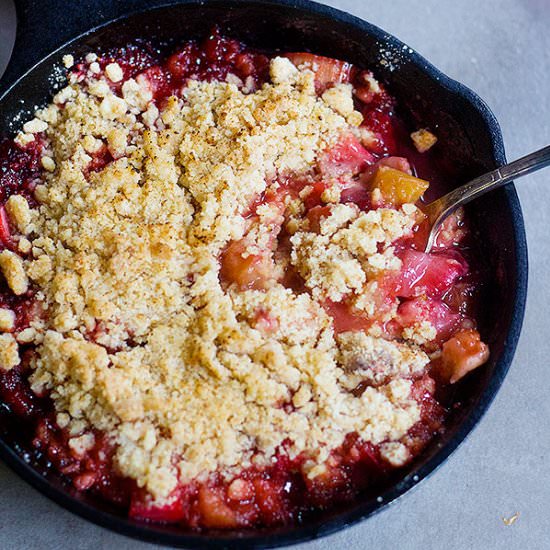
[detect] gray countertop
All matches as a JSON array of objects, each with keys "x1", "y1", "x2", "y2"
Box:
[{"x1": 0, "y1": 0, "x2": 549, "y2": 548}]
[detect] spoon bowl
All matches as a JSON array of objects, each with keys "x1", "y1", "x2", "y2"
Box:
[{"x1": 424, "y1": 145, "x2": 550, "y2": 252}]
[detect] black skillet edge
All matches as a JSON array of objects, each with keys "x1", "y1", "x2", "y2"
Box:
[{"x1": 0, "y1": 1, "x2": 528, "y2": 548}]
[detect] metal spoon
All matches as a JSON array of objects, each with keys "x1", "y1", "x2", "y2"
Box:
[{"x1": 424, "y1": 145, "x2": 550, "y2": 253}]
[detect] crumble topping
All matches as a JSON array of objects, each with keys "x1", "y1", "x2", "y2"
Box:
[
  {"x1": 0, "y1": 333, "x2": 19, "y2": 370},
  {"x1": 379, "y1": 441, "x2": 410, "y2": 466},
  {"x1": 0, "y1": 308, "x2": 16, "y2": 331},
  {"x1": 402, "y1": 321, "x2": 438, "y2": 345},
  {"x1": 0, "y1": 250, "x2": 29, "y2": 295},
  {"x1": 8, "y1": 56, "x2": 429, "y2": 501},
  {"x1": 290, "y1": 203, "x2": 417, "y2": 301},
  {"x1": 337, "y1": 332, "x2": 429, "y2": 389},
  {"x1": 62, "y1": 55, "x2": 75, "y2": 69},
  {"x1": 5, "y1": 195, "x2": 32, "y2": 234}
]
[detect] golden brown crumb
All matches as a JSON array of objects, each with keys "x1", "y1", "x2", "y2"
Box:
[
  {"x1": 0, "y1": 308, "x2": 15, "y2": 331},
  {"x1": 105, "y1": 62, "x2": 124, "y2": 83},
  {"x1": 0, "y1": 333, "x2": 19, "y2": 370},
  {"x1": 62, "y1": 55, "x2": 74, "y2": 69},
  {"x1": 18, "y1": 237, "x2": 32, "y2": 254},
  {"x1": 411, "y1": 128, "x2": 438, "y2": 153},
  {"x1": 0, "y1": 250, "x2": 29, "y2": 295},
  {"x1": 41, "y1": 156, "x2": 56, "y2": 172},
  {"x1": 379, "y1": 441, "x2": 410, "y2": 466},
  {"x1": 322, "y1": 84, "x2": 363, "y2": 125},
  {"x1": 5, "y1": 195, "x2": 32, "y2": 234},
  {"x1": 402, "y1": 321, "x2": 437, "y2": 345}
]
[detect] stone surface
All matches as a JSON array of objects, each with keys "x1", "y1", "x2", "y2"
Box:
[{"x1": 0, "y1": 0, "x2": 549, "y2": 548}]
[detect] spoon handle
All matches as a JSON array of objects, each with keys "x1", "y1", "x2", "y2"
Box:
[{"x1": 424, "y1": 145, "x2": 550, "y2": 251}]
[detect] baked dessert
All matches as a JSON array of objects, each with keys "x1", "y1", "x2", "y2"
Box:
[{"x1": 0, "y1": 31, "x2": 489, "y2": 528}]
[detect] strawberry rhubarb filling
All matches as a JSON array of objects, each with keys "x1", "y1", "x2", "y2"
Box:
[{"x1": 0, "y1": 32, "x2": 488, "y2": 529}]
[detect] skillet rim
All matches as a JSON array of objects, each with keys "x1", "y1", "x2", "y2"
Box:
[{"x1": 0, "y1": 0, "x2": 528, "y2": 547}]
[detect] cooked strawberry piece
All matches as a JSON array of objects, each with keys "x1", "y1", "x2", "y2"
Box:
[
  {"x1": 0, "y1": 366, "x2": 37, "y2": 418},
  {"x1": 359, "y1": 91, "x2": 396, "y2": 153},
  {"x1": 319, "y1": 134, "x2": 375, "y2": 178},
  {"x1": 166, "y1": 42, "x2": 199, "y2": 81},
  {"x1": 139, "y1": 65, "x2": 170, "y2": 100},
  {"x1": 404, "y1": 375, "x2": 445, "y2": 454},
  {"x1": 234, "y1": 52, "x2": 259, "y2": 78},
  {"x1": 337, "y1": 433, "x2": 385, "y2": 471},
  {"x1": 285, "y1": 52, "x2": 353, "y2": 91},
  {"x1": 254, "y1": 478, "x2": 291, "y2": 525},
  {"x1": 304, "y1": 464, "x2": 349, "y2": 507},
  {"x1": 397, "y1": 297, "x2": 462, "y2": 343},
  {"x1": 0, "y1": 138, "x2": 44, "y2": 205},
  {"x1": 437, "y1": 329, "x2": 489, "y2": 383},
  {"x1": 0, "y1": 206, "x2": 11, "y2": 245},
  {"x1": 397, "y1": 250, "x2": 468, "y2": 299},
  {"x1": 130, "y1": 490, "x2": 186, "y2": 523},
  {"x1": 165, "y1": 31, "x2": 269, "y2": 88},
  {"x1": 354, "y1": 440, "x2": 383, "y2": 468},
  {"x1": 87, "y1": 144, "x2": 114, "y2": 172},
  {"x1": 203, "y1": 32, "x2": 241, "y2": 65},
  {"x1": 410, "y1": 374, "x2": 436, "y2": 401}
]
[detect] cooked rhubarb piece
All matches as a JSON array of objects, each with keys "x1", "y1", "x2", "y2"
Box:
[
  {"x1": 319, "y1": 134, "x2": 375, "y2": 178},
  {"x1": 398, "y1": 297, "x2": 463, "y2": 343},
  {"x1": 323, "y1": 299, "x2": 372, "y2": 333},
  {"x1": 197, "y1": 487, "x2": 240, "y2": 528},
  {"x1": 285, "y1": 52, "x2": 353, "y2": 90},
  {"x1": 438, "y1": 329, "x2": 490, "y2": 383},
  {"x1": 306, "y1": 205, "x2": 333, "y2": 232},
  {"x1": 220, "y1": 239, "x2": 274, "y2": 290},
  {"x1": 397, "y1": 250, "x2": 468, "y2": 299},
  {"x1": 370, "y1": 166, "x2": 429, "y2": 206}
]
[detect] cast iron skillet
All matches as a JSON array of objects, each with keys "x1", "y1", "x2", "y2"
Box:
[{"x1": 0, "y1": 0, "x2": 528, "y2": 547}]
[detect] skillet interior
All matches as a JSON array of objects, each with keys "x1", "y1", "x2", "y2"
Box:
[{"x1": 0, "y1": 1, "x2": 527, "y2": 547}]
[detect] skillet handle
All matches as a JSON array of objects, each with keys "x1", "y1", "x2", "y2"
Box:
[{"x1": 0, "y1": 0, "x2": 165, "y2": 95}]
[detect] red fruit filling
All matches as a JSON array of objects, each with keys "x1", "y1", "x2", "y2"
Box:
[{"x1": 0, "y1": 32, "x2": 490, "y2": 530}]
